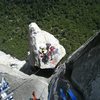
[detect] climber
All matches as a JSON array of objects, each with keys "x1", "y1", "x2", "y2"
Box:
[
  {"x1": 48, "y1": 46, "x2": 55, "y2": 60},
  {"x1": 32, "y1": 91, "x2": 40, "y2": 100},
  {"x1": 39, "y1": 45, "x2": 49, "y2": 64},
  {"x1": 46, "y1": 43, "x2": 51, "y2": 51},
  {"x1": 32, "y1": 91, "x2": 37, "y2": 100}
]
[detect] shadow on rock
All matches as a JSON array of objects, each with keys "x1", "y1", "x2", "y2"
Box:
[{"x1": 20, "y1": 62, "x2": 54, "y2": 78}]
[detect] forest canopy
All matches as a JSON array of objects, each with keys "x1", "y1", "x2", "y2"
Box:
[{"x1": 0, "y1": 0, "x2": 100, "y2": 60}]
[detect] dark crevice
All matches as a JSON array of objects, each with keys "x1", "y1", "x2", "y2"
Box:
[{"x1": 20, "y1": 62, "x2": 54, "y2": 78}]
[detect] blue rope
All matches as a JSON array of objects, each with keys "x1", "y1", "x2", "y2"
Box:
[
  {"x1": 60, "y1": 88, "x2": 67, "y2": 100},
  {"x1": 67, "y1": 89, "x2": 77, "y2": 100}
]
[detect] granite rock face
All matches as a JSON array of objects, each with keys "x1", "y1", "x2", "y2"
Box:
[
  {"x1": 28, "y1": 23, "x2": 66, "y2": 69},
  {"x1": 49, "y1": 32, "x2": 100, "y2": 100},
  {"x1": 0, "y1": 73, "x2": 48, "y2": 100},
  {"x1": 0, "y1": 65, "x2": 48, "y2": 100},
  {"x1": 68, "y1": 32, "x2": 100, "y2": 100},
  {"x1": 0, "y1": 51, "x2": 25, "y2": 70},
  {"x1": 0, "y1": 22, "x2": 99, "y2": 100},
  {"x1": 71, "y1": 45, "x2": 100, "y2": 100}
]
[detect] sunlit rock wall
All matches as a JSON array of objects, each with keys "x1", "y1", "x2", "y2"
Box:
[
  {"x1": 28, "y1": 23, "x2": 66, "y2": 69},
  {"x1": 0, "y1": 51, "x2": 25, "y2": 70}
]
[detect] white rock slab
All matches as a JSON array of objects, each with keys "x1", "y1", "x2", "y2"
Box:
[
  {"x1": 29, "y1": 23, "x2": 66, "y2": 69},
  {"x1": 0, "y1": 51, "x2": 26, "y2": 70}
]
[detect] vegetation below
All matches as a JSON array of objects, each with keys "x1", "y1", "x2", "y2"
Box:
[{"x1": 0, "y1": 0, "x2": 100, "y2": 60}]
